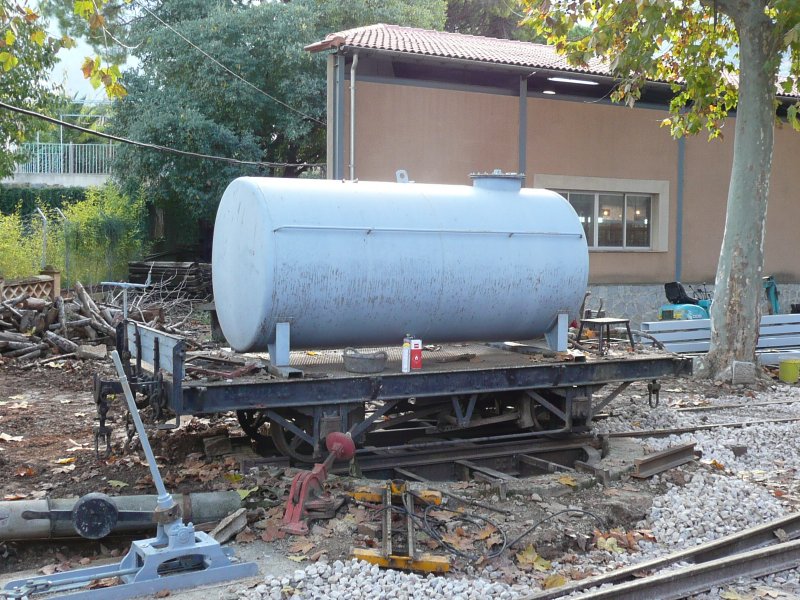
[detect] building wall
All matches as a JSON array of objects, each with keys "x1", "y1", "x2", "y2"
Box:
[{"x1": 348, "y1": 79, "x2": 800, "y2": 287}]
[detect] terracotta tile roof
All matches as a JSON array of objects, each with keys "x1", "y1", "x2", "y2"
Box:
[{"x1": 305, "y1": 23, "x2": 610, "y2": 76}]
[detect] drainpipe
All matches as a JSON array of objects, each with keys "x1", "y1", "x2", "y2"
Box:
[{"x1": 349, "y1": 53, "x2": 359, "y2": 181}]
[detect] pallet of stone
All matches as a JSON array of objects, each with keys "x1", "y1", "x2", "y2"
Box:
[
  {"x1": 128, "y1": 261, "x2": 212, "y2": 297},
  {"x1": 0, "y1": 282, "x2": 116, "y2": 363}
]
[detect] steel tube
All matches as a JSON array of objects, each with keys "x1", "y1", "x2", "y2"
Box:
[{"x1": 0, "y1": 492, "x2": 242, "y2": 541}]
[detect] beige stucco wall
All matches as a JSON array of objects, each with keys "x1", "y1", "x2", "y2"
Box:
[
  {"x1": 347, "y1": 79, "x2": 800, "y2": 285},
  {"x1": 350, "y1": 82, "x2": 519, "y2": 184}
]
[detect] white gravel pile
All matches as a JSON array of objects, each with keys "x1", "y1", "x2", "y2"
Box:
[
  {"x1": 643, "y1": 471, "x2": 786, "y2": 550},
  {"x1": 233, "y1": 559, "x2": 528, "y2": 600}
]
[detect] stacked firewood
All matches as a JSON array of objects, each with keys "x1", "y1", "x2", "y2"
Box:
[
  {"x1": 128, "y1": 261, "x2": 212, "y2": 298},
  {"x1": 0, "y1": 282, "x2": 116, "y2": 363}
]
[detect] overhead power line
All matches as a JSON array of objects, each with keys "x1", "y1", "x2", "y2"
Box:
[
  {"x1": 0, "y1": 100, "x2": 324, "y2": 169},
  {"x1": 136, "y1": 1, "x2": 326, "y2": 126}
]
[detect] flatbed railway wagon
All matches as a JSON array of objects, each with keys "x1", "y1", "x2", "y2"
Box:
[{"x1": 93, "y1": 174, "x2": 692, "y2": 462}]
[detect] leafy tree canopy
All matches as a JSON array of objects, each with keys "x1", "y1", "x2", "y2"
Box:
[
  {"x1": 109, "y1": 0, "x2": 446, "y2": 221},
  {"x1": 0, "y1": 2, "x2": 72, "y2": 177},
  {"x1": 523, "y1": 0, "x2": 800, "y2": 379}
]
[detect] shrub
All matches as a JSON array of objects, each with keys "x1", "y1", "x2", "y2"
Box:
[{"x1": 0, "y1": 183, "x2": 147, "y2": 286}]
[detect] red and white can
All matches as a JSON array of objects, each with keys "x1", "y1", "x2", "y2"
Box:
[{"x1": 410, "y1": 339, "x2": 423, "y2": 370}]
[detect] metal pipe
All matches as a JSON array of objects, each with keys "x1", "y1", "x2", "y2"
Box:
[
  {"x1": 0, "y1": 492, "x2": 242, "y2": 541},
  {"x1": 34, "y1": 207, "x2": 47, "y2": 269},
  {"x1": 349, "y1": 53, "x2": 359, "y2": 181}
]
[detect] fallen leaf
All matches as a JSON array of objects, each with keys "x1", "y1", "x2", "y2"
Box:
[
  {"x1": 236, "y1": 486, "x2": 259, "y2": 500},
  {"x1": 542, "y1": 574, "x2": 567, "y2": 589},
  {"x1": 107, "y1": 480, "x2": 128, "y2": 489},
  {"x1": 235, "y1": 529, "x2": 256, "y2": 543},
  {"x1": 0, "y1": 433, "x2": 23, "y2": 442},
  {"x1": 710, "y1": 459, "x2": 726, "y2": 471},
  {"x1": 3, "y1": 494, "x2": 27, "y2": 501},
  {"x1": 558, "y1": 474, "x2": 578, "y2": 487},
  {"x1": 56, "y1": 457, "x2": 77, "y2": 465},
  {"x1": 287, "y1": 540, "x2": 314, "y2": 554},
  {"x1": 224, "y1": 473, "x2": 244, "y2": 484},
  {"x1": 775, "y1": 528, "x2": 789, "y2": 542},
  {"x1": 15, "y1": 466, "x2": 36, "y2": 478},
  {"x1": 516, "y1": 545, "x2": 539, "y2": 565},
  {"x1": 596, "y1": 536, "x2": 623, "y2": 554},
  {"x1": 87, "y1": 577, "x2": 120, "y2": 589},
  {"x1": 79, "y1": 558, "x2": 91, "y2": 566},
  {"x1": 39, "y1": 564, "x2": 58, "y2": 575},
  {"x1": 773, "y1": 489, "x2": 786, "y2": 498},
  {"x1": 155, "y1": 591, "x2": 170, "y2": 598},
  {"x1": 260, "y1": 523, "x2": 285, "y2": 543},
  {"x1": 720, "y1": 590, "x2": 746, "y2": 600},
  {"x1": 476, "y1": 525, "x2": 497, "y2": 540},
  {"x1": 52, "y1": 465, "x2": 76, "y2": 474},
  {"x1": 287, "y1": 555, "x2": 306, "y2": 562}
]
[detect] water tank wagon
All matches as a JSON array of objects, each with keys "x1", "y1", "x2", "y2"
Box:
[{"x1": 212, "y1": 174, "x2": 589, "y2": 353}]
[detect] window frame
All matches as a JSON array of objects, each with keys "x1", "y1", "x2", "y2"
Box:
[
  {"x1": 532, "y1": 174, "x2": 669, "y2": 253},
  {"x1": 556, "y1": 190, "x2": 653, "y2": 250}
]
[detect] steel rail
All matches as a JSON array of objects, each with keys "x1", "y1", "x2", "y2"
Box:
[
  {"x1": 674, "y1": 398, "x2": 800, "y2": 412},
  {"x1": 607, "y1": 416, "x2": 800, "y2": 438},
  {"x1": 334, "y1": 435, "x2": 597, "y2": 474},
  {"x1": 555, "y1": 538, "x2": 800, "y2": 600},
  {"x1": 521, "y1": 511, "x2": 800, "y2": 600}
]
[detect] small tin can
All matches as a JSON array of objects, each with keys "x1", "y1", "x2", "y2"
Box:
[
  {"x1": 401, "y1": 337, "x2": 412, "y2": 373},
  {"x1": 410, "y1": 339, "x2": 423, "y2": 370}
]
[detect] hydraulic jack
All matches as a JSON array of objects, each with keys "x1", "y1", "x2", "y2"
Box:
[{"x1": 2, "y1": 351, "x2": 258, "y2": 600}]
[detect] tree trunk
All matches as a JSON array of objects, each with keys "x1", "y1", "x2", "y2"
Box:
[{"x1": 703, "y1": 10, "x2": 779, "y2": 381}]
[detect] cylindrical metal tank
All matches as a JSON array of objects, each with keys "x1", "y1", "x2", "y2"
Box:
[{"x1": 212, "y1": 174, "x2": 588, "y2": 352}]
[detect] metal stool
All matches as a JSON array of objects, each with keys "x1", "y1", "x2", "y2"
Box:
[{"x1": 577, "y1": 317, "x2": 635, "y2": 355}]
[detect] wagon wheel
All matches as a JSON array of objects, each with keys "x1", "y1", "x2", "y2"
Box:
[
  {"x1": 270, "y1": 414, "x2": 317, "y2": 464},
  {"x1": 236, "y1": 410, "x2": 272, "y2": 453}
]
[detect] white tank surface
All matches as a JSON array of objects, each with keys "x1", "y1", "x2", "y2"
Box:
[{"x1": 212, "y1": 174, "x2": 589, "y2": 352}]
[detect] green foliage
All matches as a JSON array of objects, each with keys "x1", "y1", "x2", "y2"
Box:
[
  {"x1": 63, "y1": 183, "x2": 147, "y2": 284},
  {"x1": 0, "y1": 186, "x2": 86, "y2": 216},
  {"x1": 110, "y1": 0, "x2": 446, "y2": 224},
  {"x1": 0, "y1": 183, "x2": 146, "y2": 285},
  {"x1": 0, "y1": 2, "x2": 66, "y2": 178},
  {"x1": 522, "y1": 0, "x2": 800, "y2": 140},
  {"x1": 0, "y1": 211, "x2": 42, "y2": 279}
]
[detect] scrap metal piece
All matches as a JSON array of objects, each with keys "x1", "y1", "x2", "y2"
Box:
[
  {"x1": 3, "y1": 351, "x2": 258, "y2": 599},
  {"x1": 631, "y1": 442, "x2": 697, "y2": 479},
  {"x1": 282, "y1": 431, "x2": 356, "y2": 535},
  {"x1": 350, "y1": 480, "x2": 450, "y2": 574}
]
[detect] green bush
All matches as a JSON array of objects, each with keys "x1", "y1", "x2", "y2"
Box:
[
  {"x1": 0, "y1": 183, "x2": 147, "y2": 286},
  {"x1": 0, "y1": 186, "x2": 87, "y2": 215}
]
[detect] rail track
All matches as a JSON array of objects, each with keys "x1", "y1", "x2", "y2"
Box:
[{"x1": 521, "y1": 512, "x2": 800, "y2": 600}]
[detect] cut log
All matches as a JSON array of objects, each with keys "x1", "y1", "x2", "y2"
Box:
[
  {"x1": 2, "y1": 293, "x2": 29, "y2": 307},
  {"x1": 49, "y1": 317, "x2": 91, "y2": 331},
  {"x1": 44, "y1": 307, "x2": 59, "y2": 328},
  {"x1": 5, "y1": 343, "x2": 47, "y2": 358},
  {"x1": 0, "y1": 331, "x2": 35, "y2": 343},
  {"x1": 24, "y1": 298, "x2": 50, "y2": 311},
  {"x1": 44, "y1": 331, "x2": 79, "y2": 354},
  {"x1": 14, "y1": 348, "x2": 42, "y2": 362}
]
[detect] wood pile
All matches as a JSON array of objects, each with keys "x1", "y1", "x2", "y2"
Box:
[
  {"x1": 128, "y1": 261, "x2": 212, "y2": 298},
  {"x1": 0, "y1": 282, "x2": 115, "y2": 363}
]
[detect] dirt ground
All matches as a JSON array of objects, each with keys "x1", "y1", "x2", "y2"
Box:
[{"x1": 0, "y1": 348, "x2": 785, "y2": 598}]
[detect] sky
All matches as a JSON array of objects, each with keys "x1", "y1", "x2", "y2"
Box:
[{"x1": 48, "y1": 22, "x2": 113, "y2": 103}]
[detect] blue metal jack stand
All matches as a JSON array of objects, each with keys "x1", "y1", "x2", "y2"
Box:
[{"x1": 2, "y1": 351, "x2": 258, "y2": 600}]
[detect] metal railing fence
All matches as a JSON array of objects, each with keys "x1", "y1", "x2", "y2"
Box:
[{"x1": 14, "y1": 142, "x2": 117, "y2": 175}]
